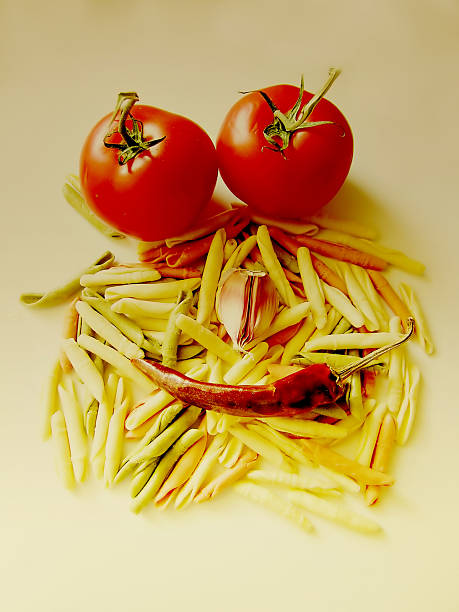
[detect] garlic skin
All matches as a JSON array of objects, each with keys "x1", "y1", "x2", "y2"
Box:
[{"x1": 215, "y1": 268, "x2": 279, "y2": 351}]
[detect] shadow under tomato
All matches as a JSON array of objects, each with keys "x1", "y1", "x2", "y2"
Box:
[{"x1": 320, "y1": 179, "x2": 401, "y2": 236}]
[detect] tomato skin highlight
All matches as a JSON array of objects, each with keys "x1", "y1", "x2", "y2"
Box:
[
  {"x1": 216, "y1": 84, "x2": 353, "y2": 219},
  {"x1": 80, "y1": 104, "x2": 218, "y2": 241}
]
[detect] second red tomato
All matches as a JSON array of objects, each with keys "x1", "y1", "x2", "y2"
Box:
[{"x1": 216, "y1": 72, "x2": 353, "y2": 219}]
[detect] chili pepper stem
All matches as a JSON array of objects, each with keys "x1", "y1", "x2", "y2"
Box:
[{"x1": 335, "y1": 317, "x2": 415, "y2": 383}]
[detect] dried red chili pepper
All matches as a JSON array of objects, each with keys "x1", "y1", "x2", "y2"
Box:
[{"x1": 133, "y1": 319, "x2": 414, "y2": 418}]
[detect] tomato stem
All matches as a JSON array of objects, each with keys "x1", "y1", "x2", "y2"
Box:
[
  {"x1": 259, "y1": 68, "x2": 341, "y2": 153},
  {"x1": 103, "y1": 92, "x2": 166, "y2": 165}
]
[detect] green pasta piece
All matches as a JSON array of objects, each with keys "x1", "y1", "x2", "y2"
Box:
[
  {"x1": 130, "y1": 460, "x2": 159, "y2": 498},
  {"x1": 82, "y1": 289, "x2": 145, "y2": 346},
  {"x1": 130, "y1": 405, "x2": 201, "y2": 464},
  {"x1": 131, "y1": 429, "x2": 204, "y2": 512},
  {"x1": 63, "y1": 174, "x2": 125, "y2": 239},
  {"x1": 118, "y1": 401, "x2": 186, "y2": 477},
  {"x1": 20, "y1": 251, "x2": 114, "y2": 308},
  {"x1": 162, "y1": 291, "x2": 193, "y2": 367}
]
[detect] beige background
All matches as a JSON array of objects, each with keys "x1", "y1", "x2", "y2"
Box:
[{"x1": 2, "y1": 1, "x2": 459, "y2": 611}]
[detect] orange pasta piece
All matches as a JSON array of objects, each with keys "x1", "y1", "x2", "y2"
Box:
[
  {"x1": 154, "y1": 429, "x2": 208, "y2": 503},
  {"x1": 269, "y1": 226, "x2": 387, "y2": 270},
  {"x1": 366, "y1": 413, "x2": 397, "y2": 505},
  {"x1": 368, "y1": 270, "x2": 412, "y2": 328},
  {"x1": 310, "y1": 254, "x2": 348, "y2": 295},
  {"x1": 153, "y1": 265, "x2": 203, "y2": 279},
  {"x1": 194, "y1": 449, "x2": 258, "y2": 503}
]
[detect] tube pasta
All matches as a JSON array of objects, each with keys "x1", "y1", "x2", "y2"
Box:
[
  {"x1": 81, "y1": 267, "x2": 161, "y2": 287},
  {"x1": 154, "y1": 431, "x2": 207, "y2": 503},
  {"x1": 91, "y1": 373, "x2": 118, "y2": 478},
  {"x1": 196, "y1": 228, "x2": 225, "y2": 326},
  {"x1": 297, "y1": 246, "x2": 327, "y2": 330},
  {"x1": 298, "y1": 439, "x2": 394, "y2": 486},
  {"x1": 50, "y1": 410, "x2": 75, "y2": 489},
  {"x1": 20, "y1": 251, "x2": 114, "y2": 307},
  {"x1": 61, "y1": 338, "x2": 105, "y2": 403},
  {"x1": 302, "y1": 330, "x2": 402, "y2": 353},
  {"x1": 162, "y1": 292, "x2": 193, "y2": 367},
  {"x1": 175, "y1": 314, "x2": 240, "y2": 364},
  {"x1": 356, "y1": 403, "x2": 387, "y2": 466},
  {"x1": 194, "y1": 449, "x2": 258, "y2": 503},
  {"x1": 340, "y1": 263, "x2": 379, "y2": 331},
  {"x1": 76, "y1": 334, "x2": 156, "y2": 393},
  {"x1": 63, "y1": 174, "x2": 125, "y2": 239},
  {"x1": 399, "y1": 283, "x2": 434, "y2": 354},
  {"x1": 321, "y1": 282, "x2": 365, "y2": 328},
  {"x1": 366, "y1": 412, "x2": 396, "y2": 505},
  {"x1": 218, "y1": 435, "x2": 245, "y2": 468},
  {"x1": 81, "y1": 289, "x2": 145, "y2": 346},
  {"x1": 130, "y1": 405, "x2": 202, "y2": 464},
  {"x1": 57, "y1": 380, "x2": 87, "y2": 482},
  {"x1": 288, "y1": 490, "x2": 381, "y2": 534},
  {"x1": 104, "y1": 381, "x2": 130, "y2": 487},
  {"x1": 234, "y1": 481, "x2": 315, "y2": 533},
  {"x1": 131, "y1": 429, "x2": 205, "y2": 513},
  {"x1": 247, "y1": 422, "x2": 311, "y2": 465},
  {"x1": 229, "y1": 424, "x2": 294, "y2": 471},
  {"x1": 222, "y1": 235, "x2": 258, "y2": 276},
  {"x1": 41, "y1": 359, "x2": 62, "y2": 440},
  {"x1": 76, "y1": 301, "x2": 144, "y2": 359},
  {"x1": 111, "y1": 298, "x2": 175, "y2": 319},
  {"x1": 174, "y1": 433, "x2": 228, "y2": 509},
  {"x1": 246, "y1": 468, "x2": 338, "y2": 492},
  {"x1": 351, "y1": 265, "x2": 389, "y2": 330},
  {"x1": 244, "y1": 301, "x2": 310, "y2": 349},
  {"x1": 256, "y1": 225, "x2": 298, "y2": 307},
  {"x1": 315, "y1": 229, "x2": 425, "y2": 275},
  {"x1": 104, "y1": 278, "x2": 200, "y2": 301},
  {"x1": 223, "y1": 342, "x2": 269, "y2": 384},
  {"x1": 260, "y1": 417, "x2": 347, "y2": 440},
  {"x1": 386, "y1": 318, "x2": 406, "y2": 415},
  {"x1": 396, "y1": 364, "x2": 421, "y2": 445}
]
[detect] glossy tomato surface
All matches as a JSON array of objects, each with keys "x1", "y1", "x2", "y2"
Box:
[
  {"x1": 216, "y1": 84, "x2": 353, "y2": 219},
  {"x1": 80, "y1": 104, "x2": 218, "y2": 241}
]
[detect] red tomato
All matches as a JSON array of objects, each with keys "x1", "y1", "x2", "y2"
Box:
[
  {"x1": 216, "y1": 72, "x2": 353, "y2": 219},
  {"x1": 80, "y1": 94, "x2": 218, "y2": 241}
]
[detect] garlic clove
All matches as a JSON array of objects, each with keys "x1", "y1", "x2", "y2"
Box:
[{"x1": 216, "y1": 268, "x2": 279, "y2": 351}]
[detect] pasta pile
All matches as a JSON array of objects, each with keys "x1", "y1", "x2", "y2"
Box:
[{"x1": 32, "y1": 207, "x2": 433, "y2": 535}]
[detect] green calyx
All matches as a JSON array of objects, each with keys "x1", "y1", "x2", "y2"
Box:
[
  {"x1": 256, "y1": 68, "x2": 341, "y2": 154},
  {"x1": 103, "y1": 92, "x2": 165, "y2": 165}
]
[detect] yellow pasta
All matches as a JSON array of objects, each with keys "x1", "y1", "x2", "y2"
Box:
[
  {"x1": 321, "y1": 282, "x2": 365, "y2": 328},
  {"x1": 57, "y1": 380, "x2": 87, "y2": 483},
  {"x1": 196, "y1": 228, "x2": 225, "y2": 326},
  {"x1": 222, "y1": 234, "x2": 258, "y2": 276},
  {"x1": 111, "y1": 298, "x2": 175, "y2": 319},
  {"x1": 76, "y1": 301, "x2": 144, "y2": 359},
  {"x1": 76, "y1": 334, "x2": 156, "y2": 393},
  {"x1": 104, "y1": 278, "x2": 200, "y2": 301},
  {"x1": 256, "y1": 225, "x2": 297, "y2": 307},
  {"x1": 61, "y1": 338, "x2": 105, "y2": 403},
  {"x1": 297, "y1": 246, "x2": 327, "y2": 330},
  {"x1": 175, "y1": 314, "x2": 240, "y2": 364},
  {"x1": 50, "y1": 410, "x2": 75, "y2": 489}
]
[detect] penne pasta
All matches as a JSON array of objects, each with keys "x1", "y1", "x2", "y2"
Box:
[
  {"x1": 257, "y1": 225, "x2": 298, "y2": 307},
  {"x1": 297, "y1": 246, "x2": 327, "y2": 330},
  {"x1": 196, "y1": 228, "x2": 225, "y2": 326}
]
